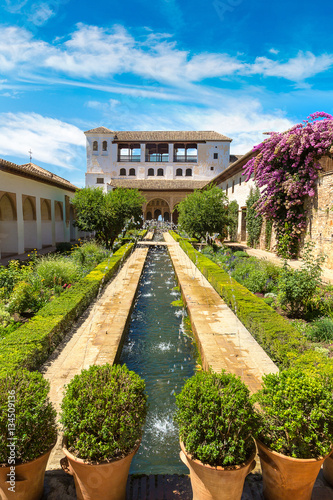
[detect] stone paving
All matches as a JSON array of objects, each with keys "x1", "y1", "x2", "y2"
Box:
[
  {"x1": 42, "y1": 246, "x2": 148, "y2": 470},
  {"x1": 164, "y1": 233, "x2": 278, "y2": 394}
]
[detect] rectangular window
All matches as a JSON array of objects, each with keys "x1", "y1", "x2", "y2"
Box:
[
  {"x1": 210, "y1": 167, "x2": 214, "y2": 171},
  {"x1": 232, "y1": 180, "x2": 235, "y2": 193},
  {"x1": 96, "y1": 178, "x2": 104, "y2": 184},
  {"x1": 213, "y1": 153, "x2": 218, "y2": 159}
]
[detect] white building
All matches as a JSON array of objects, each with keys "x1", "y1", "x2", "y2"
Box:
[
  {"x1": 84, "y1": 127, "x2": 233, "y2": 192},
  {"x1": 0, "y1": 158, "x2": 80, "y2": 259}
]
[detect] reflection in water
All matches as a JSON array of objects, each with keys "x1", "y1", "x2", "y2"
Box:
[{"x1": 119, "y1": 246, "x2": 197, "y2": 474}]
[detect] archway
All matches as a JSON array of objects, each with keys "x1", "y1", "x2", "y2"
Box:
[
  {"x1": 55, "y1": 201, "x2": 64, "y2": 242},
  {"x1": 145, "y1": 198, "x2": 171, "y2": 221},
  {"x1": 41, "y1": 199, "x2": 52, "y2": 247},
  {"x1": 23, "y1": 196, "x2": 37, "y2": 251},
  {"x1": 0, "y1": 193, "x2": 18, "y2": 256}
]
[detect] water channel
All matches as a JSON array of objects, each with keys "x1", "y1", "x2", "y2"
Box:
[{"x1": 119, "y1": 242, "x2": 197, "y2": 474}]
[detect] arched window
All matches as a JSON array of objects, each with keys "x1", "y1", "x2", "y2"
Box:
[
  {"x1": 41, "y1": 199, "x2": 51, "y2": 221},
  {"x1": 148, "y1": 168, "x2": 154, "y2": 176},
  {"x1": 120, "y1": 168, "x2": 126, "y2": 176},
  {"x1": 157, "y1": 168, "x2": 164, "y2": 176},
  {"x1": 55, "y1": 201, "x2": 63, "y2": 221},
  {"x1": 185, "y1": 168, "x2": 192, "y2": 177},
  {"x1": 23, "y1": 197, "x2": 36, "y2": 221},
  {"x1": 93, "y1": 141, "x2": 98, "y2": 151},
  {"x1": 176, "y1": 168, "x2": 183, "y2": 176},
  {"x1": 129, "y1": 168, "x2": 136, "y2": 176},
  {"x1": 102, "y1": 141, "x2": 107, "y2": 151}
]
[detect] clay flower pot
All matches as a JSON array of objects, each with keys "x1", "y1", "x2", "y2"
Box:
[
  {"x1": 256, "y1": 439, "x2": 330, "y2": 500},
  {"x1": 62, "y1": 441, "x2": 140, "y2": 500},
  {"x1": 323, "y1": 451, "x2": 333, "y2": 486},
  {"x1": 0, "y1": 447, "x2": 53, "y2": 500},
  {"x1": 179, "y1": 440, "x2": 256, "y2": 500}
]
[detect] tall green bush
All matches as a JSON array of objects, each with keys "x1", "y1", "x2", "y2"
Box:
[
  {"x1": 246, "y1": 187, "x2": 262, "y2": 248},
  {"x1": 277, "y1": 242, "x2": 325, "y2": 317},
  {"x1": 228, "y1": 200, "x2": 239, "y2": 241}
]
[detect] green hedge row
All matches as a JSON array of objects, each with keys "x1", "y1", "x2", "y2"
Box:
[
  {"x1": 169, "y1": 231, "x2": 333, "y2": 374},
  {"x1": 0, "y1": 243, "x2": 134, "y2": 376}
]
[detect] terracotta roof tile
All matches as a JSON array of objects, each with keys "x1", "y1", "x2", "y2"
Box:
[
  {"x1": 109, "y1": 179, "x2": 208, "y2": 190},
  {"x1": 84, "y1": 129, "x2": 232, "y2": 142},
  {"x1": 0, "y1": 159, "x2": 78, "y2": 191}
]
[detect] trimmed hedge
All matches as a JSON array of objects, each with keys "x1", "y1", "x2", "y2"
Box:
[
  {"x1": 169, "y1": 231, "x2": 333, "y2": 373},
  {"x1": 0, "y1": 243, "x2": 134, "y2": 376}
]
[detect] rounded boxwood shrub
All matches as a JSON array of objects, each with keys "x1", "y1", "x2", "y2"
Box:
[
  {"x1": 174, "y1": 370, "x2": 257, "y2": 467},
  {"x1": 0, "y1": 370, "x2": 57, "y2": 464},
  {"x1": 253, "y1": 369, "x2": 333, "y2": 459},
  {"x1": 61, "y1": 363, "x2": 147, "y2": 462}
]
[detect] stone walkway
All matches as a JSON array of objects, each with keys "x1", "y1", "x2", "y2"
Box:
[
  {"x1": 42, "y1": 246, "x2": 148, "y2": 470},
  {"x1": 164, "y1": 233, "x2": 278, "y2": 394},
  {"x1": 224, "y1": 242, "x2": 333, "y2": 284}
]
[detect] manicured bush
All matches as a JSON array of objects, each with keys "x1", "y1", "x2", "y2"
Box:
[
  {"x1": 175, "y1": 370, "x2": 257, "y2": 467},
  {"x1": 0, "y1": 243, "x2": 133, "y2": 376},
  {"x1": 253, "y1": 369, "x2": 333, "y2": 458},
  {"x1": 61, "y1": 364, "x2": 147, "y2": 461},
  {"x1": 0, "y1": 370, "x2": 57, "y2": 464},
  {"x1": 8, "y1": 276, "x2": 52, "y2": 315}
]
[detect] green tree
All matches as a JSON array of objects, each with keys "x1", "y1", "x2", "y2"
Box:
[
  {"x1": 177, "y1": 184, "x2": 229, "y2": 241},
  {"x1": 71, "y1": 187, "x2": 145, "y2": 248}
]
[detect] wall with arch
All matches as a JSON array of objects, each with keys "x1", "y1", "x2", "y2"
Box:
[{"x1": 0, "y1": 170, "x2": 79, "y2": 258}]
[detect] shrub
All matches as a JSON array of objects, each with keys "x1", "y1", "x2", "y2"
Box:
[
  {"x1": 7, "y1": 276, "x2": 52, "y2": 315},
  {"x1": 231, "y1": 258, "x2": 277, "y2": 294},
  {"x1": 0, "y1": 370, "x2": 57, "y2": 463},
  {"x1": 35, "y1": 255, "x2": 82, "y2": 287},
  {"x1": 307, "y1": 317, "x2": 333, "y2": 342},
  {"x1": 277, "y1": 244, "x2": 325, "y2": 317},
  {"x1": 0, "y1": 260, "x2": 32, "y2": 299},
  {"x1": 174, "y1": 370, "x2": 257, "y2": 467},
  {"x1": 56, "y1": 241, "x2": 74, "y2": 254},
  {"x1": 246, "y1": 186, "x2": 262, "y2": 248},
  {"x1": 71, "y1": 240, "x2": 110, "y2": 271},
  {"x1": 61, "y1": 364, "x2": 147, "y2": 461},
  {"x1": 253, "y1": 369, "x2": 333, "y2": 459}
]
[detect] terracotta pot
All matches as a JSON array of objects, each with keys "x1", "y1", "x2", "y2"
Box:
[
  {"x1": 179, "y1": 440, "x2": 256, "y2": 500},
  {"x1": 323, "y1": 451, "x2": 333, "y2": 486},
  {"x1": 62, "y1": 441, "x2": 140, "y2": 500},
  {"x1": 256, "y1": 439, "x2": 330, "y2": 500},
  {"x1": 0, "y1": 447, "x2": 53, "y2": 500}
]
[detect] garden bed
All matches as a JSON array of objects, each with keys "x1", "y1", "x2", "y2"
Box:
[
  {"x1": 0, "y1": 242, "x2": 134, "y2": 376},
  {"x1": 169, "y1": 231, "x2": 333, "y2": 375}
]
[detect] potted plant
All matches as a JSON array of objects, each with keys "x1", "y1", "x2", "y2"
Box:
[
  {"x1": 0, "y1": 370, "x2": 57, "y2": 500},
  {"x1": 174, "y1": 370, "x2": 257, "y2": 500},
  {"x1": 253, "y1": 368, "x2": 333, "y2": 500},
  {"x1": 60, "y1": 363, "x2": 147, "y2": 500}
]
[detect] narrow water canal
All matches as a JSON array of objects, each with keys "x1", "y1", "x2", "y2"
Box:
[{"x1": 119, "y1": 245, "x2": 197, "y2": 474}]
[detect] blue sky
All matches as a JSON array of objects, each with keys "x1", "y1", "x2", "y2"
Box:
[{"x1": 1, "y1": 0, "x2": 333, "y2": 186}]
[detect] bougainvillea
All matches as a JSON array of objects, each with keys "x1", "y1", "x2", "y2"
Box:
[{"x1": 243, "y1": 112, "x2": 333, "y2": 257}]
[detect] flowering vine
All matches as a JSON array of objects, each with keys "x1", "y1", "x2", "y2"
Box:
[{"x1": 243, "y1": 112, "x2": 333, "y2": 257}]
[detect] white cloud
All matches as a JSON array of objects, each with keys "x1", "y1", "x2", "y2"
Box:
[
  {"x1": 1, "y1": 24, "x2": 332, "y2": 85},
  {"x1": 269, "y1": 48, "x2": 279, "y2": 55},
  {"x1": 0, "y1": 112, "x2": 85, "y2": 168},
  {"x1": 28, "y1": 2, "x2": 55, "y2": 26},
  {"x1": 250, "y1": 52, "x2": 333, "y2": 81}
]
